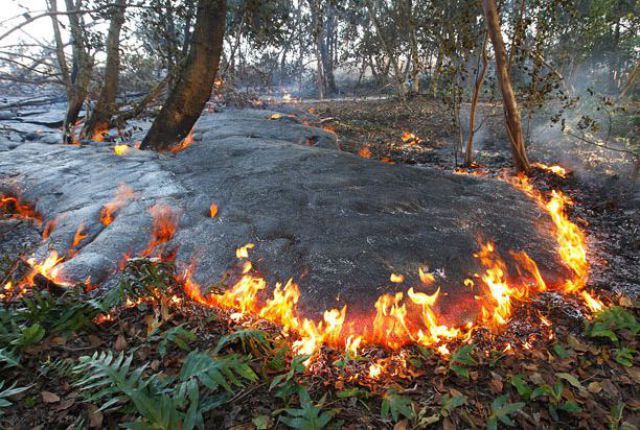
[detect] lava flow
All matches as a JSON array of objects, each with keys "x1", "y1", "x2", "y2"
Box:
[{"x1": 2, "y1": 165, "x2": 603, "y2": 367}]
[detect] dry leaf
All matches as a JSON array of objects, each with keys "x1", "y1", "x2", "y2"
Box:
[
  {"x1": 41, "y1": 391, "x2": 60, "y2": 403},
  {"x1": 114, "y1": 334, "x2": 128, "y2": 351},
  {"x1": 394, "y1": 419, "x2": 409, "y2": 430},
  {"x1": 587, "y1": 381, "x2": 602, "y2": 394},
  {"x1": 489, "y1": 379, "x2": 503, "y2": 394},
  {"x1": 88, "y1": 404, "x2": 104, "y2": 428}
]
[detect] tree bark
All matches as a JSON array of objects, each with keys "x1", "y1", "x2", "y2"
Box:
[
  {"x1": 619, "y1": 60, "x2": 640, "y2": 99},
  {"x1": 63, "y1": 0, "x2": 94, "y2": 144},
  {"x1": 140, "y1": 0, "x2": 226, "y2": 151},
  {"x1": 81, "y1": 0, "x2": 127, "y2": 140},
  {"x1": 482, "y1": 0, "x2": 530, "y2": 172}
]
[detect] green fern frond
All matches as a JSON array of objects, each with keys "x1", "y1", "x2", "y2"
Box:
[{"x1": 180, "y1": 351, "x2": 258, "y2": 393}]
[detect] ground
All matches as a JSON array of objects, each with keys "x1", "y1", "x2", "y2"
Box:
[{"x1": 0, "y1": 97, "x2": 638, "y2": 429}]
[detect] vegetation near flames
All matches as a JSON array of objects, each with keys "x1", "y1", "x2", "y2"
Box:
[{"x1": 0, "y1": 0, "x2": 639, "y2": 428}]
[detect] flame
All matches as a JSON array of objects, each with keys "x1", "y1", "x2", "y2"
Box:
[
  {"x1": 24, "y1": 251, "x2": 64, "y2": 285},
  {"x1": 581, "y1": 290, "x2": 604, "y2": 313},
  {"x1": 236, "y1": 243, "x2": 255, "y2": 259},
  {"x1": 113, "y1": 144, "x2": 130, "y2": 156},
  {"x1": 418, "y1": 267, "x2": 435, "y2": 285},
  {"x1": 357, "y1": 146, "x2": 372, "y2": 159},
  {"x1": 507, "y1": 173, "x2": 588, "y2": 293},
  {"x1": 141, "y1": 204, "x2": 179, "y2": 256},
  {"x1": 401, "y1": 132, "x2": 420, "y2": 144},
  {"x1": 170, "y1": 131, "x2": 195, "y2": 153},
  {"x1": 209, "y1": 203, "x2": 218, "y2": 218},
  {"x1": 0, "y1": 195, "x2": 41, "y2": 223},
  {"x1": 72, "y1": 224, "x2": 87, "y2": 248},
  {"x1": 532, "y1": 162, "x2": 568, "y2": 178},
  {"x1": 390, "y1": 273, "x2": 405, "y2": 283},
  {"x1": 42, "y1": 219, "x2": 57, "y2": 239},
  {"x1": 100, "y1": 184, "x2": 135, "y2": 226}
]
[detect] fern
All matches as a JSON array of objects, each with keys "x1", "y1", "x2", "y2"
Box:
[
  {"x1": 280, "y1": 388, "x2": 338, "y2": 430},
  {"x1": 74, "y1": 350, "x2": 259, "y2": 430},
  {"x1": 0, "y1": 381, "x2": 30, "y2": 415},
  {"x1": 0, "y1": 348, "x2": 20, "y2": 368},
  {"x1": 179, "y1": 351, "x2": 258, "y2": 392},
  {"x1": 40, "y1": 357, "x2": 76, "y2": 379},
  {"x1": 149, "y1": 325, "x2": 197, "y2": 357},
  {"x1": 214, "y1": 329, "x2": 273, "y2": 356}
]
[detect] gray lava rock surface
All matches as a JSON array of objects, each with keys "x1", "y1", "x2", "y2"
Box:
[{"x1": 0, "y1": 108, "x2": 570, "y2": 324}]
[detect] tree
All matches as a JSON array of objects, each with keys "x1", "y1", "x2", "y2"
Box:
[
  {"x1": 62, "y1": 0, "x2": 94, "y2": 144},
  {"x1": 81, "y1": 0, "x2": 127, "y2": 141},
  {"x1": 481, "y1": 0, "x2": 530, "y2": 172},
  {"x1": 140, "y1": 0, "x2": 227, "y2": 151}
]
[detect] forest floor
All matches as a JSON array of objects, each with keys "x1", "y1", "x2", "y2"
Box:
[{"x1": 0, "y1": 97, "x2": 639, "y2": 429}]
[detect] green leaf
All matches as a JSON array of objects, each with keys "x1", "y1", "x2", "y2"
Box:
[
  {"x1": 487, "y1": 395, "x2": 524, "y2": 429},
  {"x1": 614, "y1": 348, "x2": 635, "y2": 367},
  {"x1": 440, "y1": 393, "x2": 466, "y2": 416},
  {"x1": 279, "y1": 387, "x2": 338, "y2": 430},
  {"x1": 556, "y1": 373, "x2": 583, "y2": 390},
  {"x1": 180, "y1": 351, "x2": 258, "y2": 393},
  {"x1": 381, "y1": 389, "x2": 414, "y2": 422},
  {"x1": 510, "y1": 374, "x2": 532, "y2": 400},
  {"x1": 559, "y1": 401, "x2": 582, "y2": 414}
]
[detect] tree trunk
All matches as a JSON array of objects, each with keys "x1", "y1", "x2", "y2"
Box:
[
  {"x1": 482, "y1": 0, "x2": 530, "y2": 172},
  {"x1": 464, "y1": 34, "x2": 489, "y2": 166},
  {"x1": 365, "y1": 0, "x2": 406, "y2": 97},
  {"x1": 140, "y1": 0, "x2": 226, "y2": 151},
  {"x1": 619, "y1": 60, "x2": 640, "y2": 99},
  {"x1": 63, "y1": 0, "x2": 94, "y2": 144},
  {"x1": 81, "y1": 0, "x2": 126, "y2": 140},
  {"x1": 46, "y1": 0, "x2": 71, "y2": 91}
]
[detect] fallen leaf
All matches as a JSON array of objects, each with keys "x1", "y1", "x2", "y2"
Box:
[
  {"x1": 114, "y1": 334, "x2": 128, "y2": 351},
  {"x1": 443, "y1": 418, "x2": 455, "y2": 430},
  {"x1": 41, "y1": 391, "x2": 60, "y2": 403},
  {"x1": 88, "y1": 404, "x2": 104, "y2": 428},
  {"x1": 394, "y1": 419, "x2": 409, "y2": 430},
  {"x1": 489, "y1": 379, "x2": 503, "y2": 394},
  {"x1": 587, "y1": 381, "x2": 602, "y2": 394},
  {"x1": 252, "y1": 414, "x2": 272, "y2": 430}
]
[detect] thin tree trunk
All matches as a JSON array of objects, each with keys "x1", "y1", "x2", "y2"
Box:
[
  {"x1": 365, "y1": 0, "x2": 406, "y2": 97},
  {"x1": 482, "y1": 0, "x2": 530, "y2": 172},
  {"x1": 619, "y1": 60, "x2": 640, "y2": 99},
  {"x1": 81, "y1": 0, "x2": 126, "y2": 140},
  {"x1": 46, "y1": 0, "x2": 71, "y2": 91},
  {"x1": 63, "y1": 0, "x2": 94, "y2": 144},
  {"x1": 464, "y1": 34, "x2": 489, "y2": 166},
  {"x1": 140, "y1": 0, "x2": 226, "y2": 151}
]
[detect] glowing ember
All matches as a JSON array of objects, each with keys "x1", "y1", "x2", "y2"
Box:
[
  {"x1": 390, "y1": 273, "x2": 405, "y2": 283},
  {"x1": 532, "y1": 162, "x2": 568, "y2": 178},
  {"x1": 401, "y1": 132, "x2": 420, "y2": 144},
  {"x1": 100, "y1": 184, "x2": 135, "y2": 226},
  {"x1": 357, "y1": 146, "x2": 372, "y2": 159}
]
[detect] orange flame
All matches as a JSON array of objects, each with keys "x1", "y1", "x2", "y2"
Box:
[
  {"x1": 0, "y1": 195, "x2": 41, "y2": 223},
  {"x1": 357, "y1": 146, "x2": 372, "y2": 159},
  {"x1": 141, "y1": 204, "x2": 179, "y2": 257},
  {"x1": 209, "y1": 203, "x2": 219, "y2": 218},
  {"x1": 532, "y1": 162, "x2": 568, "y2": 178},
  {"x1": 100, "y1": 184, "x2": 135, "y2": 226}
]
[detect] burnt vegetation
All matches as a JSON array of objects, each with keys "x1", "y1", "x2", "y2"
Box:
[{"x1": 0, "y1": 0, "x2": 639, "y2": 429}]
